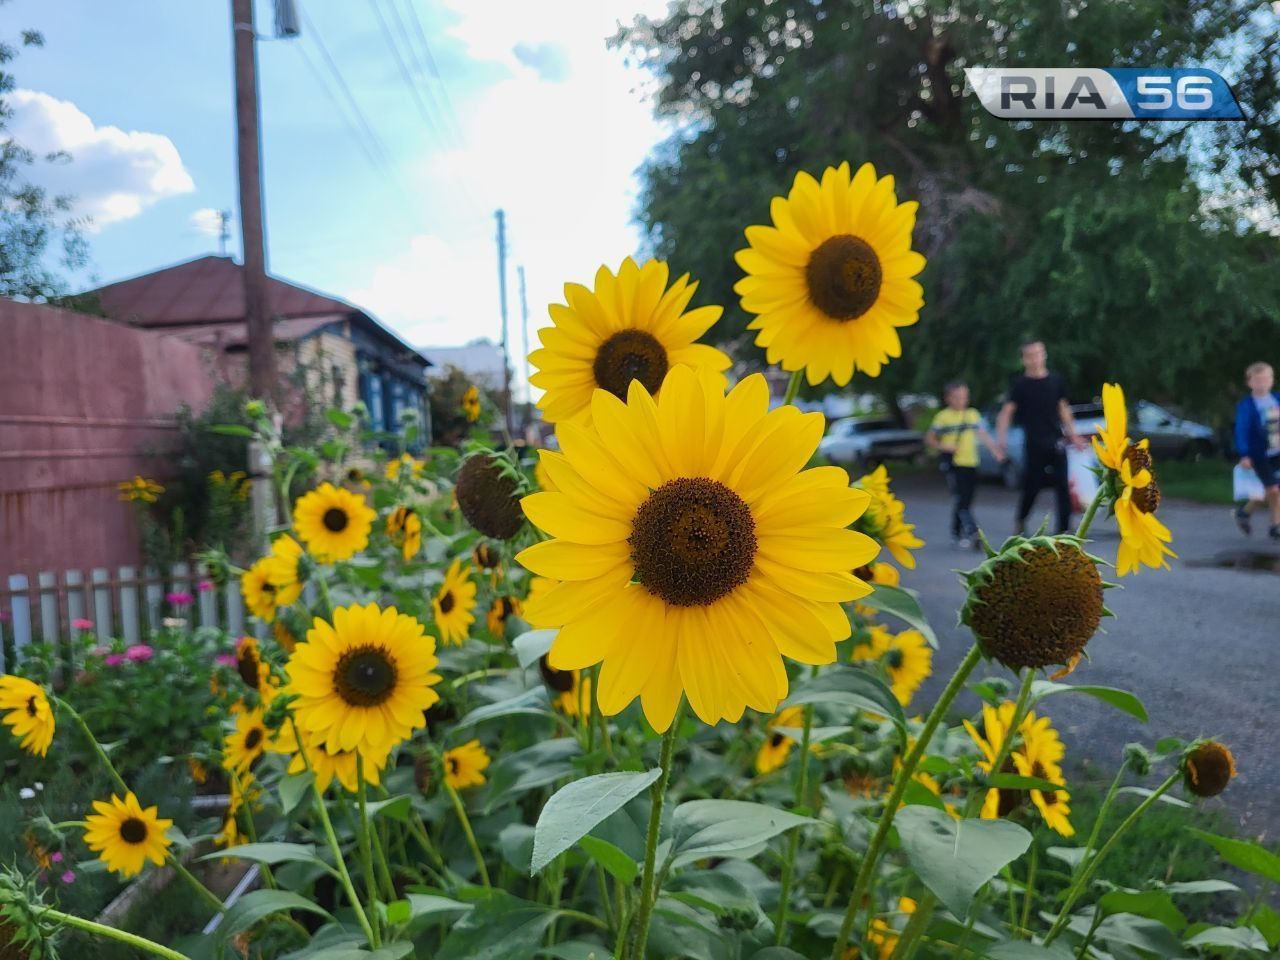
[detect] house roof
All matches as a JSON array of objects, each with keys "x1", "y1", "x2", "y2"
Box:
[{"x1": 90, "y1": 255, "x2": 429, "y2": 366}]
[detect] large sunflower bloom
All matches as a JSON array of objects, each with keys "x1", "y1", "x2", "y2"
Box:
[
  {"x1": 286, "y1": 604, "x2": 442, "y2": 755},
  {"x1": 293, "y1": 483, "x2": 376, "y2": 562},
  {"x1": 754, "y1": 705, "x2": 806, "y2": 775},
  {"x1": 735, "y1": 162, "x2": 925, "y2": 387},
  {"x1": 851, "y1": 626, "x2": 932, "y2": 707},
  {"x1": 443, "y1": 739, "x2": 490, "y2": 790},
  {"x1": 433, "y1": 559, "x2": 477, "y2": 646},
  {"x1": 83, "y1": 792, "x2": 173, "y2": 877},
  {"x1": 529, "y1": 258, "x2": 732, "y2": 426},
  {"x1": 517, "y1": 366, "x2": 878, "y2": 731},
  {"x1": 0, "y1": 675, "x2": 55, "y2": 757}
]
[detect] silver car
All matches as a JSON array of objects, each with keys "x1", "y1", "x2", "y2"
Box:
[{"x1": 818, "y1": 417, "x2": 925, "y2": 472}]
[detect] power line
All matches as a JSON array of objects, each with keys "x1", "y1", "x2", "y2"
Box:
[
  {"x1": 367, "y1": 0, "x2": 443, "y2": 139},
  {"x1": 292, "y1": 38, "x2": 388, "y2": 173},
  {"x1": 397, "y1": 0, "x2": 465, "y2": 144}
]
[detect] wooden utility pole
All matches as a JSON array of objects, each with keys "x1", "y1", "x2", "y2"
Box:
[
  {"x1": 495, "y1": 209, "x2": 515, "y2": 436},
  {"x1": 232, "y1": 0, "x2": 276, "y2": 402},
  {"x1": 517, "y1": 265, "x2": 532, "y2": 425}
]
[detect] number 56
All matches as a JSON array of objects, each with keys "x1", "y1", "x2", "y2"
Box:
[{"x1": 1136, "y1": 75, "x2": 1214, "y2": 110}]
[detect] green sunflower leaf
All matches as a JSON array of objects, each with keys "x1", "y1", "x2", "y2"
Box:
[
  {"x1": 513, "y1": 629, "x2": 558, "y2": 668},
  {"x1": 853, "y1": 584, "x2": 938, "y2": 647},
  {"x1": 782, "y1": 664, "x2": 906, "y2": 734},
  {"x1": 1028, "y1": 681, "x2": 1148, "y2": 722},
  {"x1": 199, "y1": 842, "x2": 333, "y2": 874},
  {"x1": 531, "y1": 769, "x2": 662, "y2": 875},
  {"x1": 216, "y1": 889, "x2": 332, "y2": 942},
  {"x1": 1189, "y1": 830, "x2": 1280, "y2": 884},
  {"x1": 670, "y1": 799, "x2": 817, "y2": 867},
  {"x1": 1098, "y1": 889, "x2": 1187, "y2": 931},
  {"x1": 986, "y1": 942, "x2": 1074, "y2": 959}
]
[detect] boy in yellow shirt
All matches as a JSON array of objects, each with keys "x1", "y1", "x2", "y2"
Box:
[{"x1": 925, "y1": 381, "x2": 1004, "y2": 548}]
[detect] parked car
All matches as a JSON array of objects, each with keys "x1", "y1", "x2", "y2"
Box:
[
  {"x1": 976, "y1": 403, "x2": 1107, "y2": 488},
  {"x1": 1131, "y1": 401, "x2": 1217, "y2": 460},
  {"x1": 818, "y1": 417, "x2": 924, "y2": 471}
]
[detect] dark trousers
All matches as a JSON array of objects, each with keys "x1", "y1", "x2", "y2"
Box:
[
  {"x1": 1017, "y1": 445, "x2": 1071, "y2": 534},
  {"x1": 943, "y1": 462, "x2": 978, "y2": 539}
]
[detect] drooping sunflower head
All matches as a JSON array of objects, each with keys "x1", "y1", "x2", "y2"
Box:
[
  {"x1": 1113, "y1": 442, "x2": 1176, "y2": 576},
  {"x1": 456, "y1": 454, "x2": 525, "y2": 540},
  {"x1": 286, "y1": 603, "x2": 441, "y2": 756},
  {"x1": 234, "y1": 636, "x2": 265, "y2": 691},
  {"x1": 292, "y1": 482, "x2": 376, "y2": 562},
  {"x1": 0, "y1": 676, "x2": 55, "y2": 758},
  {"x1": 734, "y1": 162, "x2": 925, "y2": 388},
  {"x1": 518, "y1": 366, "x2": 878, "y2": 731},
  {"x1": 961, "y1": 535, "x2": 1105, "y2": 673},
  {"x1": 240, "y1": 559, "x2": 280, "y2": 624},
  {"x1": 386, "y1": 506, "x2": 423, "y2": 562},
  {"x1": 82, "y1": 792, "x2": 173, "y2": 878},
  {"x1": 1182, "y1": 740, "x2": 1236, "y2": 798},
  {"x1": 433, "y1": 558, "x2": 477, "y2": 646},
  {"x1": 487, "y1": 596, "x2": 520, "y2": 635},
  {"x1": 530, "y1": 258, "x2": 732, "y2": 426},
  {"x1": 443, "y1": 739, "x2": 491, "y2": 790}
]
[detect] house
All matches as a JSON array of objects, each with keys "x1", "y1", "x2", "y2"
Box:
[
  {"x1": 91, "y1": 255, "x2": 431, "y2": 437},
  {"x1": 419, "y1": 339, "x2": 507, "y2": 392}
]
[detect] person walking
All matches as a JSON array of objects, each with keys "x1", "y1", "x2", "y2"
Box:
[
  {"x1": 925, "y1": 380, "x2": 1004, "y2": 549},
  {"x1": 1232, "y1": 361, "x2": 1280, "y2": 539},
  {"x1": 995, "y1": 340, "x2": 1086, "y2": 535}
]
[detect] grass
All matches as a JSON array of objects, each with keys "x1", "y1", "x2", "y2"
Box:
[{"x1": 1157, "y1": 458, "x2": 1238, "y2": 506}]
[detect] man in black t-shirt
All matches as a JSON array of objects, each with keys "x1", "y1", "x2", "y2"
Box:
[{"x1": 995, "y1": 340, "x2": 1085, "y2": 534}]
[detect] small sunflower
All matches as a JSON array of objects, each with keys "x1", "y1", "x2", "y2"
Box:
[
  {"x1": 443, "y1": 740, "x2": 490, "y2": 790},
  {"x1": 344, "y1": 465, "x2": 371, "y2": 489},
  {"x1": 473, "y1": 542, "x2": 501, "y2": 570},
  {"x1": 538, "y1": 655, "x2": 591, "y2": 716},
  {"x1": 83, "y1": 792, "x2": 173, "y2": 878},
  {"x1": 518, "y1": 366, "x2": 878, "y2": 731},
  {"x1": 240, "y1": 559, "x2": 281, "y2": 623},
  {"x1": 1183, "y1": 740, "x2": 1236, "y2": 798},
  {"x1": 851, "y1": 626, "x2": 932, "y2": 706},
  {"x1": 961, "y1": 534, "x2": 1105, "y2": 674},
  {"x1": 487, "y1": 596, "x2": 520, "y2": 635},
  {"x1": 262, "y1": 534, "x2": 306, "y2": 608},
  {"x1": 216, "y1": 808, "x2": 242, "y2": 851},
  {"x1": 293, "y1": 482, "x2": 376, "y2": 562},
  {"x1": 461, "y1": 384, "x2": 482, "y2": 423},
  {"x1": 223, "y1": 709, "x2": 274, "y2": 775},
  {"x1": 432, "y1": 559, "x2": 477, "y2": 646},
  {"x1": 456, "y1": 454, "x2": 525, "y2": 540},
  {"x1": 386, "y1": 506, "x2": 423, "y2": 562},
  {"x1": 1114, "y1": 447, "x2": 1176, "y2": 575},
  {"x1": 965, "y1": 701, "x2": 1070, "y2": 829},
  {"x1": 118, "y1": 475, "x2": 164, "y2": 503},
  {"x1": 0, "y1": 676, "x2": 54, "y2": 757},
  {"x1": 853, "y1": 560, "x2": 900, "y2": 616},
  {"x1": 862, "y1": 897, "x2": 917, "y2": 959},
  {"x1": 1013, "y1": 742, "x2": 1074, "y2": 837},
  {"x1": 855, "y1": 466, "x2": 924, "y2": 568},
  {"x1": 530, "y1": 257, "x2": 732, "y2": 426},
  {"x1": 235, "y1": 635, "x2": 267, "y2": 691},
  {"x1": 754, "y1": 705, "x2": 806, "y2": 775},
  {"x1": 386, "y1": 454, "x2": 425, "y2": 482},
  {"x1": 286, "y1": 603, "x2": 441, "y2": 755},
  {"x1": 273, "y1": 723, "x2": 390, "y2": 793},
  {"x1": 735, "y1": 162, "x2": 925, "y2": 387}
]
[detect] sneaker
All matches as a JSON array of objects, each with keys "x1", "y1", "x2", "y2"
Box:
[
  {"x1": 1234, "y1": 506, "x2": 1252, "y2": 536},
  {"x1": 956, "y1": 537, "x2": 974, "y2": 550}
]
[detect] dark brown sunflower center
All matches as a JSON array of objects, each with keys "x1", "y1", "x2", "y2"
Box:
[
  {"x1": 885, "y1": 648, "x2": 905, "y2": 670},
  {"x1": 1123, "y1": 445, "x2": 1161, "y2": 513},
  {"x1": 805, "y1": 234, "x2": 882, "y2": 321},
  {"x1": 322, "y1": 507, "x2": 349, "y2": 532},
  {"x1": 1185, "y1": 742, "x2": 1234, "y2": 797},
  {"x1": 592, "y1": 329, "x2": 669, "y2": 400},
  {"x1": 769, "y1": 732, "x2": 786, "y2": 749},
  {"x1": 446, "y1": 757, "x2": 459, "y2": 775},
  {"x1": 237, "y1": 649, "x2": 261, "y2": 689},
  {"x1": 539, "y1": 655, "x2": 575, "y2": 693},
  {"x1": 1032, "y1": 761, "x2": 1060, "y2": 805},
  {"x1": 244, "y1": 728, "x2": 264, "y2": 752},
  {"x1": 25, "y1": 695, "x2": 37, "y2": 718},
  {"x1": 475, "y1": 544, "x2": 499, "y2": 568},
  {"x1": 119, "y1": 817, "x2": 148, "y2": 845},
  {"x1": 630, "y1": 478, "x2": 757, "y2": 607},
  {"x1": 995, "y1": 757, "x2": 1023, "y2": 817},
  {"x1": 438, "y1": 591, "x2": 455, "y2": 615},
  {"x1": 333, "y1": 645, "x2": 399, "y2": 708}
]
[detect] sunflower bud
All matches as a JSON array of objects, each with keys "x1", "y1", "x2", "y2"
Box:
[
  {"x1": 960, "y1": 535, "x2": 1105, "y2": 672},
  {"x1": 456, "y1": 454, "x2": 525, "y2": 540},
  {"x1": 0, "y1": 866, "x2": 55, "y2": 959},
  {"x1": 1123, "y1": 742, "x2": 1153, "y2": 778},
  {"x1": 413, "y1": 752, "x2": 440, "y2": 797},
  {"x1": 243, "y1": 399, "x2": 267, "y2": 420},
  {"x1": 1182, "y1": 740, "x2": 1236, "y2": 798}
]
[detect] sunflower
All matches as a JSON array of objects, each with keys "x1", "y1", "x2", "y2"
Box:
[
  {"x1": 1114, "y1": 450, "x2": 1176, "y2": 575},
  {"x1": 273, "y1": 620, "x2": 298, "y2": 653},
  {"x1": 272, "y1": 723, "x2": 390, "y2": 793},
  {"x1": 854, "y1": 466, "x2": 924, "y2": 568},
  {"x1": 529, "y1": 258, "x2": 732, "y2": 426},
  {"x1": 472, "y1": 542, "x2": 501, "y2": 571},
  {"x1": 118, "y1": 476, "x2": 164, "y2": 503},
  {"x1": 964, "y1": 701, "x2": 1023, "y2": 820},
  {"x1": 386, "y1": 506, "x2": 423, "y2": 562},
  {"x1": 344, "y1": 465, "x2": 371, "y2": 489},
  {"x1": 240, "y1": 559, "x2": 281, "y2": 623},
  {"x1": 456, "y1": 454, "x2": 525, "y2": 540},
  {"x1": 286, "y1": 603, "x2": 441, "y2": 755},
  {"x1": 461, "y1": 384, "x2": 482, "y2": 423},
  {"x1": 754, "y1": 705, "x2": 806, "y2": 775},
  {"x1": 965, "y1": 702, "x2": 1069, "y2": 827},
  {"x1": 216, "y1": 808, "x2": 242, "y2": 851},
  {"x1": 534, "y1": 455, "x2": 557, "y2": 493},
  {"x1": 386, "y1": 454, "x2": 424, "y2": 482},
  {"x1": 1092, "y1": 382, "x2": 1131, "y2": 472},
  {"x1": 293, "y1": 482, "x2": 376, "y2": 562},
  {"x1": 851, "y1": 626, "x2": 932, "y2": 706},
  {"x1": 861, "y1": 897, "x2": 917, "y2": 959},
  {"x1": 235, "y1": 635, "x2": 267, "y2": 691},
  {"x1": 263, "y1": 534, "x2": 306, "y2": 605},
  {"x1": 853, "y1": 560, "x2": 899, "y2": 616},
  {"x1": 433, "y1": 559, "x2": 477, "y2": 646},
  {"x1": 443, "y1": 740, "x2": 490, "y2": 790},
  {"x1": 1183, "y1": 740, "x2": 1236, "y2": 798},
  {"x1": 487, "y1": 596, "x2": 520, "y2": 635},
  {"x1": 518, "y1": 366, "x2": 878, "y2": 730},
  {"x1": 223, "y1": 708, "x2": 274, "y2": 775},
  {"x1": 735, "y1": 162, "x2": 925, "y2": 387},
  {"x1": 538, "y1": 655, "x2": 591, "y2": 716},
  {"x1": 844, "y1": 769, "x2": 882, "y2": 799},
  {"x1": 83, "y1": 792, "x2": 173, "y2": 877},
  {"x1": 1013, "y1": 741, "x2": 1074, "y2": 837},
  {"x1": 0, "y1": 676, "x2": 54, "y2": 757}
]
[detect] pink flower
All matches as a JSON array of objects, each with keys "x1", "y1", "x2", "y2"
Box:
[
  {"x1": 60, "y1": 870, "x2": 76, "y2": 885},
  {"x1": 215, "y1": 654, "x2": 237, "y2": 667},
  {"x1": 72, "y1": 618, "x2": 95, "y2": 630},
  {"x1": 104, "y1": 654, "x2": 125, "y2": 667},
  {"x1": 166, "y1": 591, "x2": 195, "y2": 607},
  {"x1": 125, "y1": 644, "x2": 154, "y2": 663},
  {"x1": 197, "y1": 580, "x2": 215, "y2": 592},
  {"x1": 50, "y1": 852, "x2": 63, "y2": 864}
]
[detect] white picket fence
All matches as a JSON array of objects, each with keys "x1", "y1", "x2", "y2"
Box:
[{"x1": 0, "y1": 563, "x2": 257, "y2": 670}]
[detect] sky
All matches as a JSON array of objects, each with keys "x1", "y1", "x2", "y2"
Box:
[{"x1": 6, "y1": 0, "x2": 672, "y2": 395}]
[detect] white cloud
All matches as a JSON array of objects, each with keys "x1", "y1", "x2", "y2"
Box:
[
  {"x1": 189, "y1": 207, "x2": 227, "y2": 237},
  {"x1": 6, "y1": 89, "x2": 195, "y2": 229}
]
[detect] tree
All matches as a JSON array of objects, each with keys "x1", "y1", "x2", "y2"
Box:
[
  {"x1": 0, "y1": 12, "x2": 89, "y2": 299},
  {"x1": 618, "y1": 0, "x2": 1280, "y2": 422}
]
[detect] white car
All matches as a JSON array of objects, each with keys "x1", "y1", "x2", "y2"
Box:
[{"x1": 817, "y1": 417, "x2": 924, "y2": 471}]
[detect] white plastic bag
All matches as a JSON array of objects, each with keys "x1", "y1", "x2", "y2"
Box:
[{"x1": 1233, "y1": 464, "x2": 1266, "y2": 502}]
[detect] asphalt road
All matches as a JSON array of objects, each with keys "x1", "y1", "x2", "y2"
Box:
[{"x1": 889, "y1": 470, "x2": 1280, "y2": 840}]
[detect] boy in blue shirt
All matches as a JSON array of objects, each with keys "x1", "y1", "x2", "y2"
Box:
[{"x1": 1233, "y1": 361, "x2": 1280, "y2": 539}]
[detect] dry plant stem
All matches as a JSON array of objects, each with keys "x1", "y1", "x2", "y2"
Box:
[
  {"x1": 775, "y1": 703, "x2": 815, "y2": 945},
  {"x1": 1043, "y1": 770, "x2": 1180, "y2": 945},
  {"x1": 625, "y1": 717, "x2": 681, "y2": 960},
  {"x1": 831, "y1": 643, "x2": 985, "y2": 960},
  {"x1": 41, "y1": 907, "x2": 194, "y2": 960},
  {"x1": 444, "y1": 776, "x2": 491, "y2": 888}
]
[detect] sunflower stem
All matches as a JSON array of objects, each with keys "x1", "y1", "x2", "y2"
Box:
[
  {"x1": 355, "y1": 755, "x2": 384, "y2": 947},
  {"x1": 40, "y1": 907, "x2": 194, "y2": 960},
  {"x1": 444, "y1": 776, "x2": 491, "y2": 888},
  {"x1": 55, "y1": 697, "x2": 128, "y2": 795},
  {"x1": 168, "y1": 858, "x2": 227, "y2": 915},
  {"x1": 1043, "y1": 770, "x2": 1180, "y2": 945},
  {"x1": 1074, "y1": 484, "x2": 1106, "y2": 539},
  {"x1": 781, "y1": 369, "x2": 804, "y2": 407},
  {"x1": 831, "y1": 642, "x2": 985, "y2": 960},
  {"x1": 626, "y1": 713, "x2": 681, "y2": 960},
  {"x1": 1021, "y1": 841, "x2": 1039, "y2": 935},
  {"x1": 775, "y1": 703, "x2": 815, "y2": 945}
]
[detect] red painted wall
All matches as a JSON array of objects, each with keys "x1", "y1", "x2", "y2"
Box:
[{"x1": 0, "y1": 299, "x2": 221, "y2": 582}]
